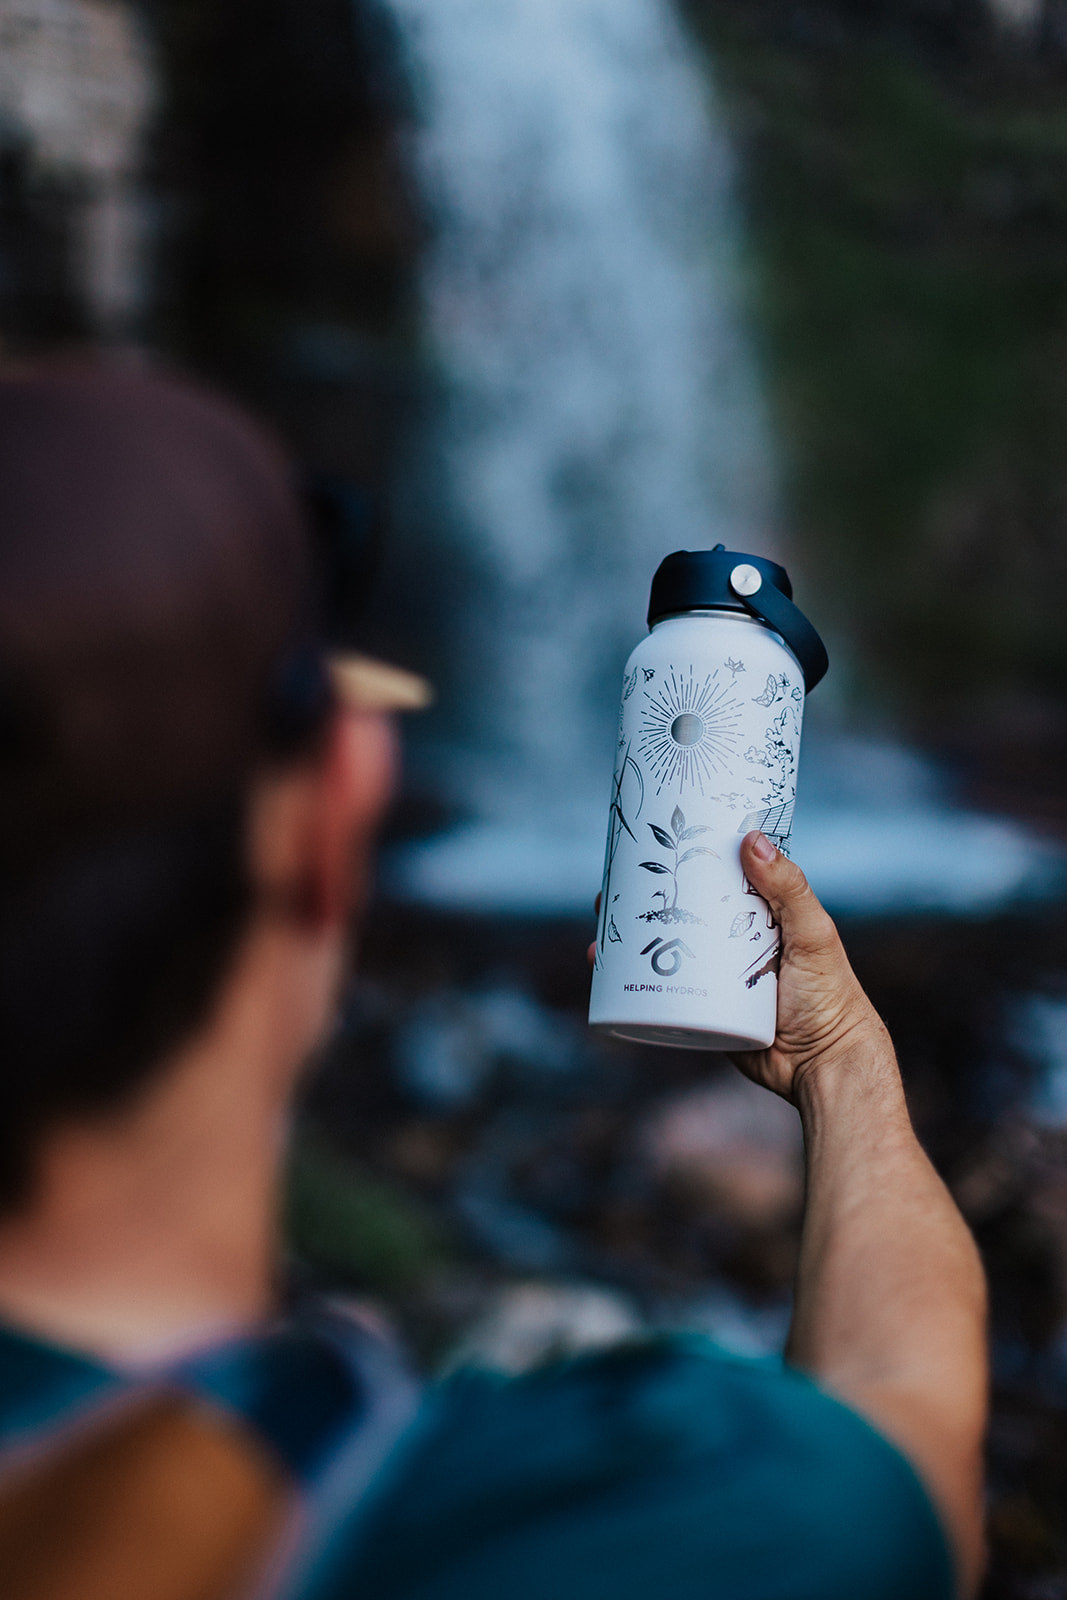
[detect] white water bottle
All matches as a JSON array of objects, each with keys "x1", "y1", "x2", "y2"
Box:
[{"x1": 588, "y1": 546, "x2": 828, "y2": 1050}]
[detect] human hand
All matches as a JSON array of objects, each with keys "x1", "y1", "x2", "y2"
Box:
[
  {"x1": 587, "y1": 838, "x2": 892, "y2": 1105},
  {"x1": 730, "y1": 832, "x2": 894, "y2": 1105}
]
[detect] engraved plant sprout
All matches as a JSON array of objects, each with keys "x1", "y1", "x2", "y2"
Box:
[{"x1": 638, "y1": 805, "x2": 718, "y2": 925}]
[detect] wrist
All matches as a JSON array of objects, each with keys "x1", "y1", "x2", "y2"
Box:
[{"x1": 793, "y1": 1021, "x2": 908, "y2": 1129}]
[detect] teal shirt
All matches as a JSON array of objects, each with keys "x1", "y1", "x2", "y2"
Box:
[
  {"x1": 301, "y1": 1337, "x2": 954, "y2": 1600},
  {"x1": 0, "y1": 1321, "x2": 953, "y2": 1600}
]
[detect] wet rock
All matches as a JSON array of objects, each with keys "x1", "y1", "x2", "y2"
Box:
[
  {"x1": 453, "y1": 1189, "x2": 573, "y2": 1273},
  {"x1": 393, "y1": 993, "x2": 494, "y2": 1107},
  {"x1": 449, "y1": 1280, "x2": 642, "y2": 1373},
  {"x1": 469, "y1": 984, "x2": 581, "y2": 1079},
  {"x1": 665, "y1": 1285, "x2": 792, "y2": 1359},
  {"x1": 389, "y1": 1120, "x2": 470, "y2": 1191},
  {"x1": 1008, "y1": 992, "x2": 1067, "y2": 1128},
  {"x1": 640, "y1": 1074, "x2": 803, "y2": 1227},
  {"x1": 392, "y1": 982, "x2": 581, "y2": 1108}
]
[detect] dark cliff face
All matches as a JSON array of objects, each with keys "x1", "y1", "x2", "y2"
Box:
[
  {"x1": 0, "y1": 0, "x2": 420, "y2": 590},
  {"x1": 139, "y1": 0, "x2": 429, "y2": 686},
  {"x1": 142, "y1": 0, "x2": 421, "y2": 488},
  {"x1": 144, "y1": 0, "x2": 418, "y2": 355}
]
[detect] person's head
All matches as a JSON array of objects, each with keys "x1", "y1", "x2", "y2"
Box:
[{"x1": 0, "y1": 360, "x2": 413, "y2": 1211}]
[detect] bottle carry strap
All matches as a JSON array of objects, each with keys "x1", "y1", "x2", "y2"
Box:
[{"x1": 735, "y1": 579, "x2": 828, "y2": 693}]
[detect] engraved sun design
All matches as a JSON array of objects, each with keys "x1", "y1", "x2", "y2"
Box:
[{"x1": 638, "y1": 668, "x2": 743, "y2": 794}]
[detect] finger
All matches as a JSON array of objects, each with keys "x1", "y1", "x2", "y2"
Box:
[
  {"x1": 587, "y1": 940, "x2": 596, "y2": 968},
  {"x1": 594, "y1": 892, "x2": 602, "y2": 916},
  {"x1": 739, "y1": 832, "x2": 840, "y2": 962}
]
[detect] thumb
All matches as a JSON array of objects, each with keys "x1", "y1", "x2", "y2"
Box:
[{"x1": 739, "y1": 831, "x2": 839, "y2": 963}]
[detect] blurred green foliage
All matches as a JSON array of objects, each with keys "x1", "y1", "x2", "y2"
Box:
[
  {"x1": 285, "y1": 1133, "x2": 451, "y2": 1293},
  {"x1": 682, "y1": 2, "x2": 1067, "y2": 720}
]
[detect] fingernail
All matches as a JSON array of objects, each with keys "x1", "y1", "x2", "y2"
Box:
[{"x1": 751, "y1": 831, "x2": 776, "y2": 863}]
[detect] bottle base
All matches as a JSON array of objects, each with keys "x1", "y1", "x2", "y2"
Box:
[{"x1": 590, "y1": 1021, "x2": 773, "y2": 1052}]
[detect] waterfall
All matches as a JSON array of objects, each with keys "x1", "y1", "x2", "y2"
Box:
[
  {"x1": 382, "y1": 0, "x2": 776, "y2": 911},
  {"x1": 378, "y1": 0, "x2": 1064, "y2": 916}
]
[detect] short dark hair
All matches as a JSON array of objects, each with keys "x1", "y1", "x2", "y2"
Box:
[{"x1": 0, "y1": 361, "x2": 324, "y2": 1208}]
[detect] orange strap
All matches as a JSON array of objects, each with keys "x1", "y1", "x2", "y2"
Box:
[{"x1": 0, "y1": 1393, "x2": 293, "y2": 1600}]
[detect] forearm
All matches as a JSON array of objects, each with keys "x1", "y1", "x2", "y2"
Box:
[
  {"x1": 787, "y1": 1033, "x2": 987, "y2": 1593},
  {"x1": 726, "y1": 836, "x2": 987, "y2": 1589}
]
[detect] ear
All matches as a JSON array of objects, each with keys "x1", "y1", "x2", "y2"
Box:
[{"x1": 247, "y1": 710, "x2": 397, "y2": 930}]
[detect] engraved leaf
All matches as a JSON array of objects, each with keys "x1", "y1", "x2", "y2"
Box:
[
  {"x1": 648, "y1": 824, "x2": 674, "y2": 849},
  {"x1": 678, "y1": 825, "x2": 711, "y2": 840},
  {"x1": 677, "y1": 847, "x2": 718, "y2": 865},
  {"x1": 639, "y1": 861, "x2": 671, "y2": 874},
  {"x1": 612, "y1": 802, "x2": 637, "y2": 842},
  {"x1": 671, "y1": 805, "x2": 685, "y2": 837}
]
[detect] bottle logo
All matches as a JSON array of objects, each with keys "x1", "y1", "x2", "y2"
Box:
[{"x1": 641, "y1": 936, "x2": 695, "y2": 977}]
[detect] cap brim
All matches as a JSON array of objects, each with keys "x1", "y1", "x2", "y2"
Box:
[{"x1": 329, "y1": 652, "x2": 434, "y2": 713}]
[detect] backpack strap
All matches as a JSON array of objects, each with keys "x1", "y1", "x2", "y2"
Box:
[
  {"x1": 0, "y1": 1303, "x2": 421, "y2": 1600},
  {"x1": 0, "y1": 1387, "x2": 291, "y2": 1600}
]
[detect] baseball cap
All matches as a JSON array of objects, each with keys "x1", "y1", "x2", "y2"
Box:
[{"x1": 0, "y1": 359, "x2": 429, "y2": 874}]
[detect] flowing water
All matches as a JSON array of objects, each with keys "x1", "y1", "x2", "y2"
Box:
[
  {"x1": 383, "y1": 0, "x2": 776, "y2": 907},
  {"x1": 379, "y1": 0, "x2": 1064, "y2": 917}
]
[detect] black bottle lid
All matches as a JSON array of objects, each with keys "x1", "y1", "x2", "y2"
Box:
[{"x1": 647, "y1": 545, "x2": 829, "y2": 694}]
